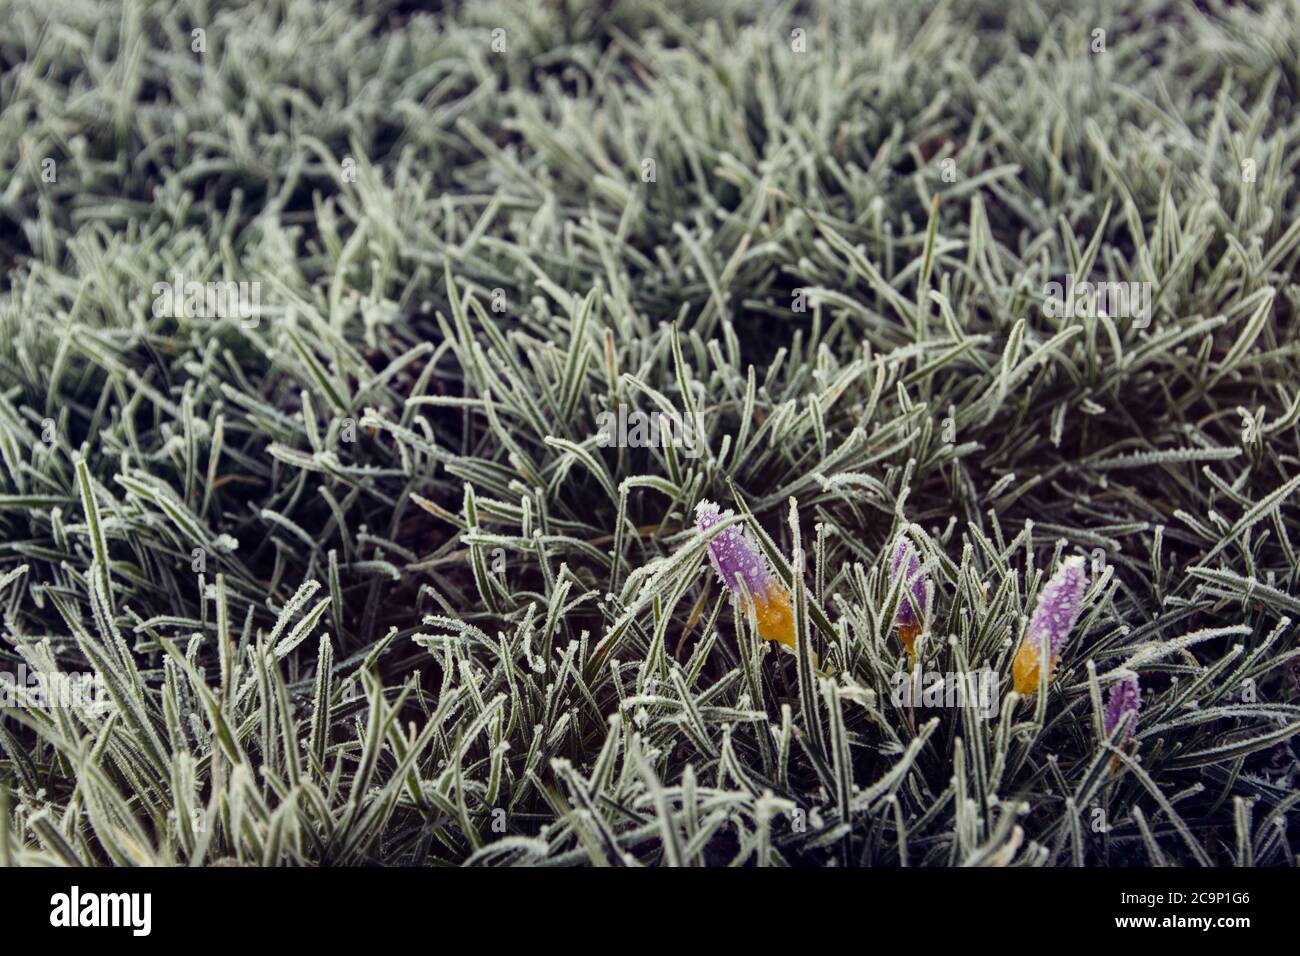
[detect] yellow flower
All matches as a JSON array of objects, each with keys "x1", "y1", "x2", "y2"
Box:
[{"x1": 753, "y1": 583, "x2": 796, "y2": 649}]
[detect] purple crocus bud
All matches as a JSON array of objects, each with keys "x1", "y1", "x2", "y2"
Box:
[
  {"x1": 696, "y1": 501, "x2": 770, "y2": 595},
  {"x1": 695, "y1": 500, "x2": 795, "y2": 649},
  {"x1": 890, "y1": 538, "x2": 927, "y2": 658},
  {"x1": 1012, "y1": 555, "x2": 1089, "y2": 694},
  {"x1": 1104, "y1": 674, "x2": 1141, "y2": 740}
]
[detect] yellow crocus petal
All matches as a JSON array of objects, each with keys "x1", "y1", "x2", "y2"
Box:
[
  {"x1": 899, "y1": 621, "x2": 921, "y2": 657},
  {"x1": 754, "y1": 584, "x2": 796, "y2": 649},
  {"x1": 1012, "y1": 641, "x2": 1057, "y2": 695}
]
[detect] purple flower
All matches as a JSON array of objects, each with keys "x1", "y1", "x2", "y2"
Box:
[
  {"x1": 890, "y1": 538, "x2": 927, "y2": 629},
  {"x1": 890, "y1": 538, "x2": 928, "y2": 660},
  {"x1": 1104, "y1": 674, "x2": 1141, "y2": 741},
  {"x1": 695, "y1": 500, "x2": 795, "y2": 649},
  {"x1": 696, "y1": 501, "x2": 770, "y2": 595},
  {"x1": 1012, "y1": 555, "x2": 1089, "y2": 694}
]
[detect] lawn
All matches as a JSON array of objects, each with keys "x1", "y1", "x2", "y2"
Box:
[{"x1": 1, "y1": 0, "x2": 1298, "y2": 866}]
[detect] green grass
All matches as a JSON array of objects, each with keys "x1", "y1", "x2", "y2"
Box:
[{"x1": 1, "y1": 0, "x2": 1299, "y2": 866}]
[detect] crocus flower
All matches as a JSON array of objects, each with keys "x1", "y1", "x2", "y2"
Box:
[
  {"x1": 1104, "y1": 674, "x2": 1141, "y2": 739},
  {"x1": 1012, "y1": 555, "x2": 1088, "y2": 695},
  {"x1": 890, "y1": 538, "x2": 927, "y2": 662},
  {"x1": 696, "y1": 500, "x2": 796, "y2": 650},
  {"x1": 1104, "y1": 674, "x2": 1141, "y2": 771}
]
